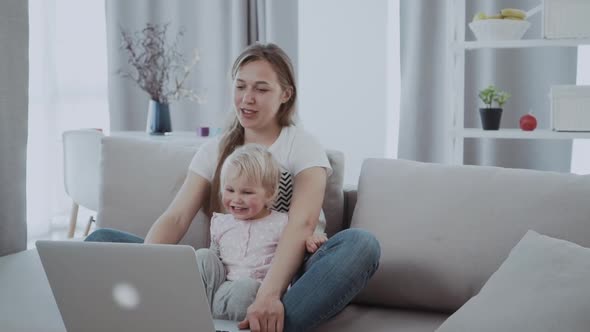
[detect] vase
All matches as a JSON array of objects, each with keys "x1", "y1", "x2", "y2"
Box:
[
  {"x1": 479, "y1": 108, "x2": 503, "y2": 130},
  {"x1": 146, "y1": 100, "x2": 172, "y2": 135}
]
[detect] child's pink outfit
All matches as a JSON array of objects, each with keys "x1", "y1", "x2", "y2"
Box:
[{"x1": 210, "y1": 210, "x2": 288, "y2": 282}]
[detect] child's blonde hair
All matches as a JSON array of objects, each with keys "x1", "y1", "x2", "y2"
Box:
[{"x1": 219, "y1": 144, "x2": 281, "y2": 209}]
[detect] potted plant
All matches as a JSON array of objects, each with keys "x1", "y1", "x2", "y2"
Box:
[
  {"x1": 478, "y1": 85, "x2": 511, "y2": 130},
  {"x1": 118, "y1": 23, "x2": 204, "y2": 135}
]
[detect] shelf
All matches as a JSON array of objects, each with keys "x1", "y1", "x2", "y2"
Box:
[
  {"x1": 456, "y1": 129, "x2": 590, "y2": 139},
  {"x1": 446, "y1": 0, "x2": 590, "y2": 165},
  {"x1": 454, "y1": 38, "x2": 590, "y2": 50}
]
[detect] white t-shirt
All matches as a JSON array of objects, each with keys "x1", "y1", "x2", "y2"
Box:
[{"x1": 189, "y1": 125, "x2": 332, "y2": 233}]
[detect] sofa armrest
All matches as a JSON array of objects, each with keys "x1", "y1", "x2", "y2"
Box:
[
  {"x1": 96, "y1": 137, "x2": 209, "y2": 248},
  {"x1": 343, "y1": 185, "x2": 357, "y2": 230},
  {"x1": 324, "y1": 150, "x2": 345, "y2": 237}
]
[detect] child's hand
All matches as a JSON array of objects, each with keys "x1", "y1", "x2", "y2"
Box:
[{"x1": 306, "y1": 233, "x2": 328, "y2": 253}]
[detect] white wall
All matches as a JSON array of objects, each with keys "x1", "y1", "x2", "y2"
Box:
[{"x1": 298, "y1": 0, "x2": 398, "y2": 185}]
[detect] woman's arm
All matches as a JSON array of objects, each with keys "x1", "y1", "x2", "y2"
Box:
[
  {"x1": 258, "y1": 166, "x2": 327, "y2": 296},
  {"x1": 238, "y1": 166, "x2": 327, "y2": 331},
  {"x1": 144, "y1": 171, "x2": 210, "y2": 244}
]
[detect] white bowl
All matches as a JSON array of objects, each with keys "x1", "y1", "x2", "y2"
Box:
[{"x1": 469, "y1": 19, "x2": 531, "y2": 41}]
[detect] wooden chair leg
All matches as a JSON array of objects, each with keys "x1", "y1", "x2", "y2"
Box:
[
  {"x1": 67, "y1": 201, "x2": 79, "y2": 238},
  {"x1": 84, "y1": 216, "x2": 95, "y2": 237}
]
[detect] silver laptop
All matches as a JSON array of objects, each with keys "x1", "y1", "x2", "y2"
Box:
[{"x1": 36, "y1": 240, "x2": 248, "y2": 332}]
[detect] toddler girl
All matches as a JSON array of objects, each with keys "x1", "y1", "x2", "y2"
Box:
[{"x1": 195, "y1": 144, "x2": 327, "y2": 321}]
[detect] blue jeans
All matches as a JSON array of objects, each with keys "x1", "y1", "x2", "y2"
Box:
[
  {"x1": 85, "y1": 228, "x2": 144, "y2": 243},
  {"x1": 85, "y1": 228, "x2": 381, "y2": 332}
]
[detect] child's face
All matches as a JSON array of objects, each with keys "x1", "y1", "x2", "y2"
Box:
[{"x1": 222, "y1": 169, "x2": 273, "y2": 220}]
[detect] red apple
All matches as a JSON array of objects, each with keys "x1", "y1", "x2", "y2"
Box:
[{"x1": 519, "y1": 113, "x2": 537, "y2": 131}]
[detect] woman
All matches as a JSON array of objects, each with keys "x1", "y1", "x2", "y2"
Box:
[{"x1": 86, "y1": 43, "x2": 381, "y2": 332}]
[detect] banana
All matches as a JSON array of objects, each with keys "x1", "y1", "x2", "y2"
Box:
[
  {"x1": 500, "y1": 8, "x2": 526, "y2": 20},
  {"x1": 471, "y1": 8, "x2": 527, "y2": 22},
  {"x1": 473, "y1": 12, "x2": 487, "y2": 21},
  {"x1": 503, "y1": 16, "x2": 524, "y2": 20}
]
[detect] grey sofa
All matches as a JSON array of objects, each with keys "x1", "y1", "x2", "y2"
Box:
[
  {"x1": 96, "y1": 136, "x2": 590, "y2": 332},
  {"x1": 5, "y1": 136, "x2": 588, "y2": 331}
]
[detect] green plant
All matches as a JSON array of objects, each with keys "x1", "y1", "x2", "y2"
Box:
[{"x1": 478, "y1": 85, "x2": 511, "y2": 109}]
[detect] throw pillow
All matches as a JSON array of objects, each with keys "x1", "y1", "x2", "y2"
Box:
[{"x1": 436, "y1": 230, "x2": 590, "y2": 332}]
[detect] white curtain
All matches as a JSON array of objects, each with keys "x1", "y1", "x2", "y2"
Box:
[{"x1": 27, "y1": 0, "x2": 109, "y2": 240}]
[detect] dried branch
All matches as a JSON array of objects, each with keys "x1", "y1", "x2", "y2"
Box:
[{"x1": 118, "y1": 23, "x2": 203, "y2": 104}]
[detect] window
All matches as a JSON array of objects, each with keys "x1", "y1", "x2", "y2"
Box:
[{"x1": 27, "y1": 0, "x2": 109, "y2": 242}]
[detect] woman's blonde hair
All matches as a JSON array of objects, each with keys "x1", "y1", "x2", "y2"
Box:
[
  {"x1": 220, "y1": 144, "x2": 281, "y2": 208},
  {"x1": 207, "y1": 43, "x2": 296, "y2": 215}
]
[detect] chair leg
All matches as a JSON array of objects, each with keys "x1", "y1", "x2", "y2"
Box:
[
  {"x1": 67, "y1": 201, "x2": 79, "y2": 238},
  {"x1": 84, "y1": 215, "x2": 95, "y2": 237}
]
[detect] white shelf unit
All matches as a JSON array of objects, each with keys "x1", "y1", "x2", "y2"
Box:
[
  {"x1": 446, "y1": 0, "x2": 590, "y2": 165},
  {"x1": 458, "y1": 128, "x2": 590, "y2": 139},
  {"x1": 456, "y1": 38, "x2": 590, "y2": 50}
]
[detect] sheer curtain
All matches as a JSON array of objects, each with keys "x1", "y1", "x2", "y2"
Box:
[{"x1": 27, "y1": 0, "x2": 109, "y2": 241}]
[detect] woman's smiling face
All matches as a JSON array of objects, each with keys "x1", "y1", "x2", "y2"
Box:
[{"x1": 233, "y1": 60, "x2": 290, "y2": 132}]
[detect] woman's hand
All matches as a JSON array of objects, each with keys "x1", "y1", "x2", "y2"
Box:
[
  {"x1": 238, "y1": 295, "x2": 284, "y2": 332},
  {"x1": 305, "y1": 233, "x2": 328, "y2": 253}
]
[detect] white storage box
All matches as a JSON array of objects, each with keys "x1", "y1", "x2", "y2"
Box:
[
  {"x1": 544, "y1": 0, "x2": 590, "y2": 39},
  {"x1": 550, "y1": 85, "x2": 590, "y2": 132}
]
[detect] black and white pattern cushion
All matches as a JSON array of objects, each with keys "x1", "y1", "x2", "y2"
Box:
[{"x1": 272, "y1": 171, "x2": 293, "y2": 213}]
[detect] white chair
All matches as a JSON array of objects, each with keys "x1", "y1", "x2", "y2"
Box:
[{"x1": 62, "y1": 129, "x2": 103, "y2": 238}]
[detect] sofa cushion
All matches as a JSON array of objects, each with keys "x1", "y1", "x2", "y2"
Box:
[
  {"x1": 97, "y1": 137, "x2": 208, "y2": 247},
  {"x1": 313, "y1": 304, "x2": 448, "y2": 332},
  {"x1": 350, "y1": 158, "x2": 590, "y2": 312},
  {"x1": 435, "y1": 230, "x2": 590, "y2": 332},
  {"x1": 97, "y1": 137, "x2": 345, "y2": 246}
]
